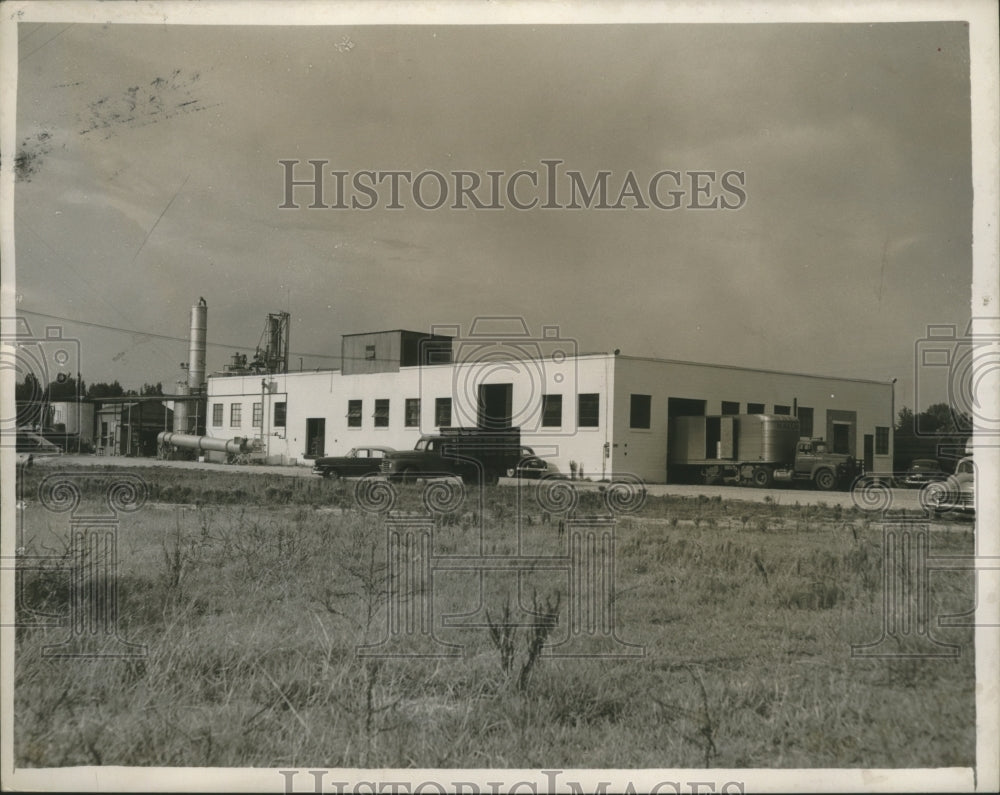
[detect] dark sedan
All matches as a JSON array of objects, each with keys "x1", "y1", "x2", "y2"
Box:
[
  {"x1": 312, "y1": 446, "x2": 394, "y2": 479},
  {"x1": 505, "y1": 446, "x2": 561, "y2": 479},
  {"x1": 901, "y1": 458, "x2": 948, "y2": 489}
]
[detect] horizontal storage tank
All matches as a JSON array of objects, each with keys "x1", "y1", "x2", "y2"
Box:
[{"x1": 157, "y1": 431, "x2": 248, "y2": 455}]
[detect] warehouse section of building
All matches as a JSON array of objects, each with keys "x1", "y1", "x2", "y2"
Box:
[{"x1": 205, "y1": 327, "x2": 894, "y2": 484}]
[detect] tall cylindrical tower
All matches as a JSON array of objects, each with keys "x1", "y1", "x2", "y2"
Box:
[{"x1": 188, "y1": 298, "x2": 208, "y2": 392}]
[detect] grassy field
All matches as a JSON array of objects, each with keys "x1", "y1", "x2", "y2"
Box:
[{"x1": 12, "y1": 466, "x2": 976, "y2": 769}]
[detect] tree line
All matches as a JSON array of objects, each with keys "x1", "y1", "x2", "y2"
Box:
[
  {"x1": 893, "y1": 402, "x2": 971, "y2": 472},
  {"x1": 14, "y1": 372, "x2": 164, "y2": 401}
]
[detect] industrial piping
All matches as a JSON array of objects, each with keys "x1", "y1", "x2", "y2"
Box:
[{"x1": 157, "y1": 431, "x2": 248, "y2": 455}]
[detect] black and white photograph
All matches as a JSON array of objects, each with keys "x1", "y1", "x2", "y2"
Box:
[{"x1": 1, "y1": 1, "x2": 997, "y2": 792}]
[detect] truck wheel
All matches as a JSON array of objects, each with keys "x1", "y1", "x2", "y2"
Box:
[
  {"x1": 752, "y1": 467, "x2": 773, "y2": 488},
  {"x1": 324, "y1": 469, "x2": 340, "y2": 481},
  {"x1": 814, "y1": 469, "x2": 837, "y2": 491},
  {"x1": 400, "y1": 467, "x2": 417, "y2": 485}
]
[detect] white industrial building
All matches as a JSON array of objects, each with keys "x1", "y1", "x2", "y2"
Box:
[{"x1": 204, "y1": 327, "x2": 894, "y2": 484}]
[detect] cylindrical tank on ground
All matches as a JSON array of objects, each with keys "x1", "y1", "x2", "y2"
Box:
[
  {"x1": 157, "y1": 431, "x2": 248, "y2": 454},
  {"x1": 173, "y1": 383, "x2": 190, "y2": 433},
  {"x1": 188, "y1": 298, "x2": 208, "y2": 392}
]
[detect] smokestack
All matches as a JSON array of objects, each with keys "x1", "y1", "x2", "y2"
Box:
[{"x1": 188, "y1": 297, "x2": 207, "y2": 392}]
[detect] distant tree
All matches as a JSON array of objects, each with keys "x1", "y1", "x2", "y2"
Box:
[
  {"x1": 15, "y1": 372, "x2": 42, "y2": 403},
  {"x1": 140, "y1": 382, "x2": 164, "y2": 396},
  {"x1": 86, "y1": 381, "x2": 126, "y2": 399},
  {"x1": 46, "y1": 374, "x2": 83, "y2": 401},
  {"x1": 894, "y1": 404, "x2": 971, "y2": 473}
]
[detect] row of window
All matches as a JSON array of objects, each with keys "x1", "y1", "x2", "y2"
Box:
[
  {"x1": 212, "y1": 401, "x2": 286, "y2": 429},
  {"x1": 626, "y1": 397, "x2": 805, "y2": 431},
  {"x1": 345, "y1": 394, "x2": 602, "y2": 429},
  {"x1": 211, "y1": 395, "x2": 603, "y2": 430}
]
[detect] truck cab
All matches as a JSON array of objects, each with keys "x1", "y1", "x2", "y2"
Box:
[
  {"x1": 381, "y1": 428, "x2": 520, "y2": 485},
  {"x1": 791, "y1": 438, "x2": 856, "y2": 491}
]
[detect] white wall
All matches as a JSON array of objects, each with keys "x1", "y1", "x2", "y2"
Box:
[{"x1": 206, "y1": 356, "x2": 615, "y2": 471}]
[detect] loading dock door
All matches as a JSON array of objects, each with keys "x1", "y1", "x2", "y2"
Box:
[
  {"x1": 666, "y1": 397, "x2": 707, "y2": 483},
  {"x1": 832, "y1": 423, "x2": 851, "y2": 455},
  {"x1": 478, "y1": 383, "x2": 513, "y2": 429}
]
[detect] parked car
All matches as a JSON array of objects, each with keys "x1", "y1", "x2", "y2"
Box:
[
  {"x1": 901, "y1": 458, "x2": 948, "y2": 489},
  {"x1": 16, "y1": 430, "x2": 62, "y2": 458},
  {"x1": 923, "y1": 455, "x2": 975, "y2": 518},
  {"x1": 505, "y1": 446, "x2": 560, "y2": 479},
  {"x1": 312, "y1": 446, "x2": 394, "y2": 479}
]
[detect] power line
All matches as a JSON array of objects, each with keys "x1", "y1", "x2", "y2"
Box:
[{"x1": 17, "y1": 309, "x2": 342, "y2": 360}]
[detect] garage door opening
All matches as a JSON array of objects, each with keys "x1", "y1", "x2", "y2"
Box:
[{"x1": 666, "y1": 397, "x2": 707, "y2": 483}]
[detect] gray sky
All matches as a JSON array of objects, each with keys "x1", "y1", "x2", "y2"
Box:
[{"x1": 13, "y1": 21, "x2": 973, "y2": 411}]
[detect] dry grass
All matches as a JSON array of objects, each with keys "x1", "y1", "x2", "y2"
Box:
[{"x1": 13, "y1": 465, "x2": 976, "y2": 768}]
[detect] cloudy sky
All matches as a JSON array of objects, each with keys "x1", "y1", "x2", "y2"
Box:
[{"x1": 11, "y1": 17, "x2": 974, "y2": 411}]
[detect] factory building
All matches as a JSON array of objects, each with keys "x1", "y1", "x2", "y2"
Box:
[{"x1": 205, "y1": 327, "x2": 894, "y2": 483}]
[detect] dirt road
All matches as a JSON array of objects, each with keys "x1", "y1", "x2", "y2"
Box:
[{"x1": 31, "y1": 453, "x2": 926, "y2": 511}]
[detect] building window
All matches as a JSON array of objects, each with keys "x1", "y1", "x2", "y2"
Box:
[
  {"x1": 365, "y1": 344, "x2": 376, "y2": 360},
  {"x1": 630, "y1": 394, "x2": 651, "y2": 429},
  {"x1": 875, "y1": 426, "x2": 890, "y2": 455},
  {"x1": 773, "y1": 404, "x2": 791, "y2": 415},
  {"x1": 435, "y1": 397, "x2": 452, "y2": 427},
  {"x1": 405, "y1": 398, "x2": 420, "y2": 427},
  {"x1": 747, "y1": 403, "x2": 765, "y2": 415},
  {"x1": 273, "y1": 401, "x2": 286, "y2": 428},
  {"x1": 541, "y1": 394, "x2": 562, "y2": 427},
  {"x1": 252, "y1": 402, "x2": 263, "y2": 428},
  {"x1": 347, "y1": 399, "x2": 362, "y2": 428},
  {"x1": 721, "y1": 401, "x2": 740, "y2": 415},
  {"x1": 212, "y1": 403, "x2": 223, "y2": 426},
  {"x1": 797, "y1": 407, "x2": 813, "y2": 437},
  {"x1": 374, "y1": 399, "x2": 390, "y2": 428},
  {"x1": 230, "y1": 403, "x2": 242, "y2": 427},
  {"x1": 578, "y1": 393, "x2": 600, "y2": 428}
]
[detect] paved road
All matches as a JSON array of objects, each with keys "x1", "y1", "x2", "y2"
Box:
[{"x1": 32, "y1": 454, "x2": 925, "y2": 511}]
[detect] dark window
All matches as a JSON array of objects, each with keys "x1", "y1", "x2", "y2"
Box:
[
  {"x1": 773, "y1": 404, "x2": 791, "y2": 415},
  {"x1": 374, "y1": 399, "x2": 390, "y2": 428},
  {"x1": 747, "y1": 403, "x2": 765, "y2": 415},
  {"x1": 252, "y1": 402, "x2": 263, "y2": 428},
  {"x1": 541, "y1": 394, "x2": 562, "y2": 427},
  {"x1": 405, "y1": 398, "x2": 420, "y2": 427},
  {"x1": 273, "y1": 401, "x2": 286, "y2": 428},
  {"x1": 578, "y1": 393, "x2": 600, "y2": 428},
  {"x1": 435, "y1": 397, "x2": 451, "y2": 427},
  {"x1": 347, "y1": 399, "x2": 362, "y2": 428},
  {"x1": 365, "y1": 344, "x2": 376, "y2": 360},
  {"x1": 230, "y1": 403, "x2": 242, "y2": 427},
  {"x1": 797, "y1": 407, "x2": 813, "y2": 437},
  {"x1": 630, "y1": 394, "x2": 651, "y2": 429},
  {"x1": 875, "y1": 426, "x2": 890, "y2": 455},
  {"x1": 212, "y1": 403, "x2": 223, "y2": 426},
  {"x1": 721, "y1": 401, "x2": 740, "y2": 415}
]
